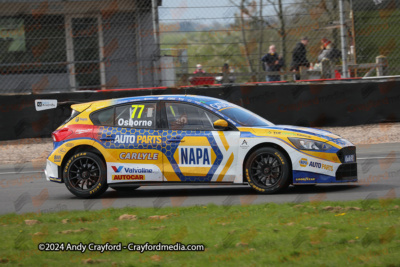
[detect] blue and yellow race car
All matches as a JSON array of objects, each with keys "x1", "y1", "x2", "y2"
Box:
[{"x1": 42, "y1": 95, "x2": 357, "y2": 198}]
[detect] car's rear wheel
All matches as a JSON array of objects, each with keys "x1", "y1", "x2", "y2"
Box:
[
  {"x1": 244, "y1": 147, "x2": 291, "y2": 194},
  {"x1": 110, "y1": 186, "x2": 140, "y2": 191},
  {"x1": 63, "y1": 152, "x2": 108, "y2": 198}
]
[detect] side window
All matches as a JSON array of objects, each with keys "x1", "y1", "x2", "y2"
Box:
[
  {"x1": 91, "y1": 107, "x2": 114, "y2": 126},
  {"x1": 165, "y1": 103, "x2": 220, "y2": 131},
  {"x1": 115, "y1": 102, "x2": 156, "y2": 129}
]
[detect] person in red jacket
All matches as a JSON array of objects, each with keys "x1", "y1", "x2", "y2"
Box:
[{"x1": 193, "y1": 64, "x2": 205, "y2": 74}]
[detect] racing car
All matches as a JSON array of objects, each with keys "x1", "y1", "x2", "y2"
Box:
[{"x1": 39, "y1": 95, "x2": 357, "y2": 198}]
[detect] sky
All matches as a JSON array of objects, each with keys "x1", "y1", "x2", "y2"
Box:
[{"x1": 158, "y1": 0, "x2": 279, "y2": 25}]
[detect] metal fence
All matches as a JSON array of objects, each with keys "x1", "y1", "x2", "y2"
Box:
[
  {"x1": 159, "y1": 0, "x2": 400, "y2": 85},
  {"x1": 0, "y1": 0, "x2": 399, "y2": 93},
  {"x1": 0, "y1": 0, "x2": 160, "y2": 93}
]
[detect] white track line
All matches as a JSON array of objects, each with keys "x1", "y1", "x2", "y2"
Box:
[
  {"x1": 358, "y1": 157, "x2": 398, "y2": 160},
  {"x1": 0, "y1": 171, "x2": 42, "y2": 175}
]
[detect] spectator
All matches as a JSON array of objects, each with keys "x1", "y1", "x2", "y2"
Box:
[
  {"x1": 261, "y1": 45, "x2": 284, "y2": 82},
  {"x1": 318, "y1": 38, "x2": 341, "y2": 63},
  {"x1": 193, "y1": 64, "x2": 205, "y2": 74},
  {"x1": 216, "y1": 63, "x2": 236, "y2": 83},
  {"x1": 291, "y1": 36, "x2": 310, "y2": 80}
]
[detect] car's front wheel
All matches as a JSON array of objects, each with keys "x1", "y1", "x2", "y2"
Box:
[
  {"x1": 244, "y1": 147, "x2": 291, "y2": 194},
  {"x1": 63, "y1": 152, "x2": 108, "y2": 198}
]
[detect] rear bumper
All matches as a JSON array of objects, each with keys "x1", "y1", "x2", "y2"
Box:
[{"x1": 45, "y1": 160, "x2": 63, "y2": 183}]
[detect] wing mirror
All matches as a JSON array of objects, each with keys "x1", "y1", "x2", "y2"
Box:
[{"x1": 213, "y1": 119, "x2": 229, "y2": 130}]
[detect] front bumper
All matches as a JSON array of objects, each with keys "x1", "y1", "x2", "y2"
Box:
[
  {"x1": 293, "y1": 162, "x2": 358, "y2": 184},
  {"x1": 45, "y1": 159, "x2": 62, "y2": 183},
  {"x1": 336, "y1": 163, "x2": 357, "y2": 181}
]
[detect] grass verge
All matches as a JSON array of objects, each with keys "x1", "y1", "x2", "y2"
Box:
[{"x1": 0, "y1": 199, "x2": 399, "y2": 266}]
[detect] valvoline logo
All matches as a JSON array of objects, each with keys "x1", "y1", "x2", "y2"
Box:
[
  {"x1": 111, "y1": 166, "x2": 123, "y2": 173},
  {"x1": 179, "y1": 146, "x2": 211, "y2": 167},
  {"x1": 111, "y1": 165, "x2": 153, "y2": 173}
]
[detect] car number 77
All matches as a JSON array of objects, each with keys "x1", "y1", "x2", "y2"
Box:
[{"x1": 131, "y1": 105, "x2": 145, "y2": 119}]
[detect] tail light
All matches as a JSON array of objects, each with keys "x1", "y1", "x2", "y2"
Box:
[{"x1": 52, "y1": 128, "x2": 73, "y2": 142}]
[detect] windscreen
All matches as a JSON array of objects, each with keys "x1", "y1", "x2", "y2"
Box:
[{"x1": 209, "y1": 102, "x2": 274, "y2": 127}]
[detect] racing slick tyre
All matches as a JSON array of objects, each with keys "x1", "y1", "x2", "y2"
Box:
[
  {"x1": 244, "y1": 147, "x2": 291, "y2": 194},
  {"x1": 110, "y1": 186, "x2": 140, "y2": 191},
  {"x1": 63, "y1": 152, "x2": 108, "y2": 198}
]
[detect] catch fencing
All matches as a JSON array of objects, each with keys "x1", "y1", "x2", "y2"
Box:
[{"x1": 0, "y1": 0, "x2": 399, "y2": 93}]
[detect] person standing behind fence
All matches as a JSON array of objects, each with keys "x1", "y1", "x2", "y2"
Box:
[
  {"x1": 291, "y1": 37, "x2": 310, "y2": 81},
  {"x1": 193, "y1": 64, "x2": 205, "y2": 74},
  {"x1": 318, "y1": 38, "x2": 341, "y2": 64},
  {"x1": 261, "y1": 45, "x2": 284, "y2": 82}
]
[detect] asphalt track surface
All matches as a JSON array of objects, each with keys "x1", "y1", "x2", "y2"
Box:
[{"x1": 0, "y1": 143, "x2": 399, "y2": 215}]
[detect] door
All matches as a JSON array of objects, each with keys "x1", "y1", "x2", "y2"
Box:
[
  {"x1": 162, "y1": 102, "x2": 240, "y2": 182},
  {"x1": 92, "y1": 102, "x2": 163, "y2": 184}
]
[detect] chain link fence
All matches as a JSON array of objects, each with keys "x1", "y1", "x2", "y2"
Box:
[
  {"x1": 160, "y1": 0, "x2": 400, "y2": 85},
  {"x1": 0, "y1": 0, "x2": 160, "y2": 94},
  {"x1": 0, "y1": 0, "x2": 398, "y2": 93}
]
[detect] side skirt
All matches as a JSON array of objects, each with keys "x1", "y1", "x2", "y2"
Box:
[{"x1": 109, "y1": 182, "x2": 248, "y2": 187}]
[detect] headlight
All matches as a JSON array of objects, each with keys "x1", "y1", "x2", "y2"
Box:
[{"x1": 288, "y1": 138, "x2": 332, "y2": 151}]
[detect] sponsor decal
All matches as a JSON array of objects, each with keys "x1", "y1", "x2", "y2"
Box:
[
  {"x1": 65, "y1": 143, "x2": 74, "y2": 147},
  {"x1": 344, "y1": 155, "x2": 355, "y2": 163},
  {"x1": 179, "y1": 146, "x2": 211, "y2": 167},
  {"x1": 115, "y1": 135, "x2": 136, "y2": 144},
  {"x1": 112, "y1": 175, "x2": 145, "y2": 181},
  {"x1": 209, "y1": 102, "x2": 232, "y2": 110},
  {"x1": 309, "y1": 161, "x2": 333, "y2": 172},
  {"x1": 295, "y1": 177, "x2": 316, "y2": 182},
  {"x1": 54, "y1": 155, "x2": 61, "y2": 162},
  {"x1": 111, "y1": 166, "x2": 123, "y2": 173},
  {"x1": 111, "y1": 166, "x2": 153, "y2": 173},
  {"x1": 114, "y1": 135, "x2": 161, "y2": 144},
  {"x1": 240, "y1": 139, "x2": 249, "y2": 149},
  {"x1": 281, "y1": 132, "x2": 297, "y2": 136},
  {"x1": 136, "y1": 135, "x2": 161, "y2": 144},
  {"x1": 59, "y1": 148, "x2": 66, "y2": 154},
  {"x1": 75, "y1": 117, "x2": 88, "y2": 122},
  {"x1": 299, "y1": 158, "x2": 308, "y2": 167},
  {"x1": 75, "y1": 129, "x2": 91, "y2": 134},
  {"x1": 119, "y1": 152, "x2": 159, "y2": 160},
  {"x1": 35, "y1": 99, "x2": 57, "y2": 111}
]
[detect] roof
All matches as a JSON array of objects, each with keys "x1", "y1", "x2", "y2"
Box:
[
  {"x1": 112, "y1": 94, "x2": 226, "y2": 107},
  {"x1": 73, "y1": 94, "x2": 229, "y2": 113}
]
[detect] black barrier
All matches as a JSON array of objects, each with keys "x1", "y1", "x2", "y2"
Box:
[{"x1": 0, "y1": 80, "x2": 400, "y2": 141}]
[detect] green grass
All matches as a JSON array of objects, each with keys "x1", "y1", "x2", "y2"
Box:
[{"x1": 1, "y1": 199, "x2": 400, "y2": 266}]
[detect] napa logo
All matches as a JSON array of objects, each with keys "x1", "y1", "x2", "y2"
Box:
[
  {"x1": 179, "y1": 146, "x2": 211, "y2": 167},
  {"x1": 299, "y1": 158, "x2": 308, "y2": 167}
]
